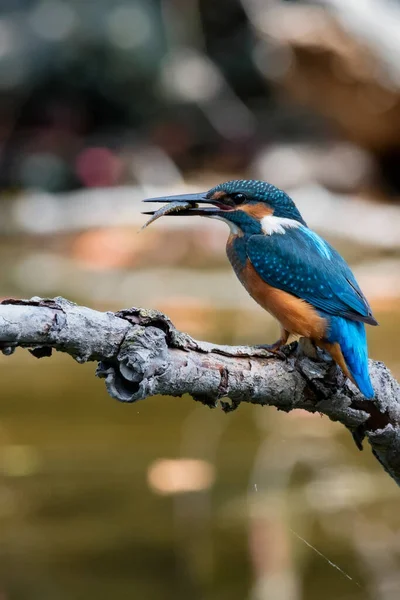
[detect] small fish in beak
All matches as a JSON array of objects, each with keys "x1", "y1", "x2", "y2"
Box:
[
  {"x1": 141, "y1": 191, "x2": 226, "y2": 229},
  {"x1": 141, "y1": 200, "x2": 198, "y2": 230}
]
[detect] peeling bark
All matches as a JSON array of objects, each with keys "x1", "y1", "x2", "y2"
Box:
[{"x1": 0, "y1": 297, "x2": 399, "y2": 486}]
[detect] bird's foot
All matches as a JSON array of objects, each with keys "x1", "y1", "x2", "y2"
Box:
[{"x1": 255, "y1": 342, "x2": 287, "y2": 360}]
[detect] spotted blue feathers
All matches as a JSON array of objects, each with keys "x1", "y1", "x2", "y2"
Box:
[{"x1": 246, "y1": 230, "x2": 376, "y2": 325}]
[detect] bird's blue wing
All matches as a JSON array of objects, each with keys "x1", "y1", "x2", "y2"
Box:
[{"x1": 246, "y1": 228, "x2": 377, "y2": 325}]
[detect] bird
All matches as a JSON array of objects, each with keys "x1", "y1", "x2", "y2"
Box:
[{"x1": 143, "y1": 179, "x2": 378, "y2": 398}]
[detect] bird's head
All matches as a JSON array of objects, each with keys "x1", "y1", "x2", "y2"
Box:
[{"x1": 143, "y1": 179, "x2": 306, "y2": 235}]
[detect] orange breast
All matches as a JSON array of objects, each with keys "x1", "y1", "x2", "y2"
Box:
[{"x1": 241, "y1": 260, "x2": 327, "y2": 339}]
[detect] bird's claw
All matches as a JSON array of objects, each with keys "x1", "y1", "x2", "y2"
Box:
[{"x1": 255, "y1": 343, "x2": 287, "y2": 360}]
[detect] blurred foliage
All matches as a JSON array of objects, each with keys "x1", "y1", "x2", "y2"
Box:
[
  {"x1": 2, "y1": 0, "x2": 400, "y2": 195},
  {"x1": 0, "y1": 0, "x2": 331, "y2": 191}
]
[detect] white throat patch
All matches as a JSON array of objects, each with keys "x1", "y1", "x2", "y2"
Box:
[{"x1": 260, "y1": 215, "x2": 301, "y2": 235}]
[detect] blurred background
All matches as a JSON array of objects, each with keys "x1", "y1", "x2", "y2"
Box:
[{"x1": 0, "y1": 0, "x2": 399, "y2": 598}]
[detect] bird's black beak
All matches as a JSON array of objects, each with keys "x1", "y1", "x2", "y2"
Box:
[{"x1": 142, "y1": 191, "x2": 225, "y2": 217}]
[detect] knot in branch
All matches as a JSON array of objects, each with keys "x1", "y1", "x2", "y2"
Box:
[{"x1": 97, "y1": 325, "x2": 170, "y2": 402}]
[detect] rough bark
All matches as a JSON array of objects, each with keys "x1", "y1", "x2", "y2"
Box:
[{"x1": 0, "y1": 297, "x2": 399, "y2": 486}]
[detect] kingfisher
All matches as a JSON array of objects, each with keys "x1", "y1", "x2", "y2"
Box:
[{"x1": 143, "y1": 179, "x2": 377, "y2": 398}]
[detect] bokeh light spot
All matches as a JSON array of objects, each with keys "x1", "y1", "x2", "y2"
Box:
[
  {"x1": 0, "y1": 19, "x2": 17, "y2": 58},
  {"x1": 161, "y1": 50, "x2": 222, "y2": 102},
  {"x1": 72, "y1": 228, "x2": 137, "y2": 270},
  {"x1": 75, "y1": 147, "x2": 122, "y2": 188},
  {"x1": 0, "y1": 445, "x2": 40, "y2": 477},
  {"x1": 147, "y1": 458, "x2": 216, "y2": 495},
  {"x1": 106, "y1": 4, "x2": 152, "y2": 50},
  {"x1": 29, "y1": 0, "x2": 77, "y2": 42}
]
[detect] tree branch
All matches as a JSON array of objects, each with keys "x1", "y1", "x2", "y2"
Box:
[{"x1": 0, "y1": 297, "x2": 399, "y2": 485}]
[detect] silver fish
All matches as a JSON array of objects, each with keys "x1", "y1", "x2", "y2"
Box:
[{"x1": 141, "y1": 200, "x2": 196, "y2": 230}]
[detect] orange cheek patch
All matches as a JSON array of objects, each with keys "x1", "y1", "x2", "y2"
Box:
[
  {"x1": 210, "y1": 191, "x2": 227, "y2": 201},
  {"x1": 239, "y1": 203, "x2": 273, "y2": 219}
]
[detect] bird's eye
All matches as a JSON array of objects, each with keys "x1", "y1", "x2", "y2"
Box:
[{"x1": 231, "y1": 192, "x2": 247, "y2": 204}]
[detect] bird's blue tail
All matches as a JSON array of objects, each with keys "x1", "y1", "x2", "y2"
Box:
[{"x1": 326, "y1": 316, "x2": 374, "y2": 399}]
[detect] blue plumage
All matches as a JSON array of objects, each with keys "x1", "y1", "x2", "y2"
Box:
[
  {"x1": 324, "y1": 315, "x2": 374, "y2": 398},
  {"x1": 247, "y1": 229, "x2": 376, "y2": 325},
  {"x1": 246, "y1": 229, "x2": 376, "y2": 397}
]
